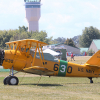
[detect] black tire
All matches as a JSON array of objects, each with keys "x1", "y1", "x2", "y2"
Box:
[
  {"x1": 7, "y1": 76, "x2": 19, "y2": 85},
  {"x1": 3, "y1": 76, "x2": 9, "y2": 85}
]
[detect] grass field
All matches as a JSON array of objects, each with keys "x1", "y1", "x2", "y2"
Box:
[{"x1": 0, "y1": 56, "x2": 100, "y2": 100}]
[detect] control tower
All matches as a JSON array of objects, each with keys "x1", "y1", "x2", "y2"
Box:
[{"x1": 24, "y1": 0, "x2": 41, "y2": 32}]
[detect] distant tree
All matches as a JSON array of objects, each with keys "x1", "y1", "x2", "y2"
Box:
[
  {"x1": 0, "y1": 30, "x2": 13, "y2": 48},
  {"x1": 31, "y1": 31, "x2": 52, "y2": 44},
  {"x1": 79, "y1": 26, "x2": 100, "y2": 47},
  {"x1": 51, "y1": 37, "x2": 66, "y2": 44},
  {"x1": 55, "y1": 37, "x2": 66, "y2": 43},
  {"x1": 64, "y1": 38, "x2": 76, "y2": 47},
  {"x1": 18, "y1": 26, "x2": 28, "y2": 32},
  {"x1": 72, "y1": 35, "x2": 81, "y2": 47}
]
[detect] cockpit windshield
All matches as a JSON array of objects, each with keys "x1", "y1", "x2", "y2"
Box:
[{"x1": 30, "y1": 49, "x2": 58, "y2": 62}]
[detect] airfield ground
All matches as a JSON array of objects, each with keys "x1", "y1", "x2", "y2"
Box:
[{"x1": 0, "y1": 56, "x2": 100, "y2": 100}]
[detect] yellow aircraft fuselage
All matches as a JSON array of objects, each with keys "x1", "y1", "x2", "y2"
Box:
[{"x1": 2, "y1": 50, "x2": 100, "y2": 78}]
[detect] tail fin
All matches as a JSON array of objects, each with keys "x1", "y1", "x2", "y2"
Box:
[{"x1": 85, "y1": 50, "x2": 100, "y2": 67}]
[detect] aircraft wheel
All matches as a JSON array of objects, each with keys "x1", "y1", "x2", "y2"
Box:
[
  {"x1": 7, "y1": 76, "x2": 19, "y2": 85},
  {"x1": 3, "y1": 76, "x2": 9, "y2": 85}
]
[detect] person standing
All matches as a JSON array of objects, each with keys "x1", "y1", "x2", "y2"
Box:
[{"x1": 71, "y1": 53, "x2": 75, "y2": 61}]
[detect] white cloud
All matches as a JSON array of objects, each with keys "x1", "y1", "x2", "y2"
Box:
[
  {"x1": 40, "y1": 13, "x2": 72, "y2": 25},
  {"x1": 75, "y1": 22, "x2": 91, "y2": 28},
  {"x1": 52, "y1": 1, "x2": 65, "y2": 8},
  {"x1": 56, "y1": 14, "x2": 72, "y2": 23},
  {"x1": 83, "y1": 22, "x2": 91, "y2": 27},
  {"x1": 75, "y1": 23, "x2": 82, "y2": 27},
  {"x1": 47, "y1": 24, "x2": 55, "y2": 30},
  {"x1": 0, "y1": 0, "x2": 24, "y2": 15},
  {"x1": 85, "y1": 2, "x2": 98, "y2": 10},
  {"x1": 51, "y1": 32, "x2": 56, "y2": 36}
]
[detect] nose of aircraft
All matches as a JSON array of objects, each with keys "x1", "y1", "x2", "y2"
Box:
[{"x1": 0, "y1": 49, "x2": 4, "y2": 66}]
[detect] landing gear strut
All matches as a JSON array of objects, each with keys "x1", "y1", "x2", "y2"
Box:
[
  {"x1": 88, "y1": 77, "x2": 93, "y2": 83},
  {"x1": 3, "y1": 67, "x2": 19, "y2": 85}
]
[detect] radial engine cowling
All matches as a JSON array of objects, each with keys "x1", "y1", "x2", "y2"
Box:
[{"x1": 0, "y1": 49, "x2": 4, "y2": 66}]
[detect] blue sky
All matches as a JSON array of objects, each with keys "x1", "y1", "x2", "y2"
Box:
[{"x1": 0, "y1": 0, "x2": 100, "y2": 39}]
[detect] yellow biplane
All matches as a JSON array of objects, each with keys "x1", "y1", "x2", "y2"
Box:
[{"x1": 0, "y1": 39, "x2": 100, "y2": 85}]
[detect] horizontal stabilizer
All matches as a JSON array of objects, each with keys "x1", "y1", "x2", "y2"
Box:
[
  {"x1": 86, "y1": 64, "x2": 100, "y2": 68},
  {"x1": 22, "y1": 66, "x2": 55, "y2": 76}
]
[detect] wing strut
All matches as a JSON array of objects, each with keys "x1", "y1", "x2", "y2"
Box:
[
  {"x1": 37, "y1": 44, "x2": 44, "y2": 67},
  {"x1": 32, "y1": 42, "x2": 45, "y2": 67},
  {"x1": 40, "y1": 44, "x2": 46, "y2": 68},
  {"x1": 32, "y1": 43, "x2": 38, "y2": 66}
]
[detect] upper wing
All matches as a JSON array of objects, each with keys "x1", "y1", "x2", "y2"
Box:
[
  {"x1": 22, "y1": 66, "x2": 55, "y2": 76},
  {"x1": 6, "y1": 39, "x2": 48, "y2": 48}
]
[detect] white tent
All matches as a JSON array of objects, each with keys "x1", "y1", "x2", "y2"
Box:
[{"x1": 43, "y1": 49, "x2": 60, "y2": 56}]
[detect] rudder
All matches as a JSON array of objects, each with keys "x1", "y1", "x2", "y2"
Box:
[{"x1": 85, "y1": 50, "x2": 100, "y2": 67}]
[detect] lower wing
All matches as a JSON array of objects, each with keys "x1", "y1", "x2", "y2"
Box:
[{"x1": 22, "y1": 66, "x2": 55, "y2": 76}]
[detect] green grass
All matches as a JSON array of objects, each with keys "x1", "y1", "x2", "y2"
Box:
[{"x1": 0, "y1": 56, "x2": 100, "y2": 100}]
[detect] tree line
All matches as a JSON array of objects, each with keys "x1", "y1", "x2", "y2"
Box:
[
  {"x1": 48, "y1": 26, "x2": 100, "y2": 48},
  {"x1": 0, "y1": 26, "x2": 52, "y2": 49},
  {"x1": 0, "y1": 26, "x2": 100, "y2": 49}
]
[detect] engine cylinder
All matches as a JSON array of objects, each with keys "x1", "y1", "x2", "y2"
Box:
[{"x1": 0, "y1": 49, "x2": 4, "y2": 66}]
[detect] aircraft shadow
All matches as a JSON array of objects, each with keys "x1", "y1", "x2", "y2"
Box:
[
  {"x1": 64, "y1": 82, "x2": 100, "y2": 84},
  {"x1": 20, "y1": 83, "x2": 63, "y2": 87},
  {"x1": 20, "y1": 82, "x2": 100, "y2": 86},
  {"x1": 65, "y1": 83, "x2": 90, "y2": 84}
]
